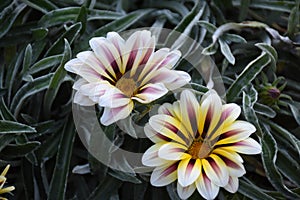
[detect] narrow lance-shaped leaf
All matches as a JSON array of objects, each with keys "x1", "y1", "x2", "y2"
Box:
[
  {"x1": 43, "y1": 39, "x2": 71, "y2": 115},
  {"x1": 10, "y1": 73, "x2": 54, "y2": 116},
  {"x1": 260, "y1": 124, "x2": 300, "y2": 199},
  {"x1": 219, "y1": 38, "x2": 235, "y2": 64},
  {"x1": 21, "y1": 0, "x2": 57, "y2": 13},
  {"x1": 0, "y1": 120, "x2": 36, "y2": 134},
  {"x1": 227, "y1": 52, "x2": 271, "y2": 101},
  {"x1": 29, "y1": 54, "x2": 63, "y2": 75},
  {"x1": 47, "y1": 116, "x2": 75, "y2": 200}
]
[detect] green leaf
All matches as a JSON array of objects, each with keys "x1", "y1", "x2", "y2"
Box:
[
  {"x1": 0, "y1": 120, "x2": 36, "y2": 134},
  {"x1": 261, "y1": 124, "x2": 300, "y2": 199},
  {"x1": 238, "y1": 0, "x2": 250, "y2": 21},
  {"x1": 29, "y1": 54, "x2": 63, "y2": 75},
  {"x1": 238, "y1": 178, "x2": 276, "y2": 200},
  {"x1": 88, "y1": 176, "x2": 122, "y2": 200},
  {"x1": 219, "y1": 38, "x2": 235, "y2": 64},
  {"x1": 0, "y1": 141, "x2": 40, "y2": 157},
  {"x1": 45, "y1": 22, "x2": 82, "y2": 56},
  {"x1": 227, "y1": 53, "x2": 271, "y2": 101},
  {"x1": 43, "y1": 39, "x2": 71, "y2": 114},
  {"x1": 76, "y1": 6, "x2": 87, "y2": 35},
  {"x1": 277, "y1": 150, "x2": 300, "y2": 186},
  {"x1": 255, "y1": 43, "x2": 278, "y2": 69},
  {"x1": 21, "y1": 44, "x2": 33, "y2": 80},
  {"x1": 254, "y1": 102, "x2": 276, "y2": 118},
  {"x1": 0, "y1": 3, "x2": 26, "y2": 39},
  {"x1": 165, "y1": 0, "x2": 206, "y2": 47},
  {"x1": 92, "y1": 9, "x2": 152, "y2": 38},
  {"x1": 223, "y1": 33, "x2": 247, "y2": 43},
  {"x1": 288, "y1": 102, "x2": 300, "y2": 125},
  {"x1": 198, "y1": 20, "x2": 217, "y2": 34},
  {"x1": 21, "y1": 0, "x2": 57, "y2": 13},
  {"x1": 0, "y1": 98, "x2": 15, "y2": 121},
  {"x1": 48, "y1": 116, "x2": 75, "y2": 200},
  {"x1": 249, "y1": 0, "x2": 295, "y2": 12},
  {"x1": 108, "y1": 169, "x2": 141, "y2": 184},
  {"x1": 287, "y1": 3, "x2": 300, "y2": 36},
  {"x1": 10, "y1": 73, "x2": 54, "y2": 116},
  {"x1": 0, "y1": 134, "x2": 15, "y2": 152}
]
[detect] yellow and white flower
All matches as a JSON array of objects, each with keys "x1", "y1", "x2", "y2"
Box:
[
  {"x1": 0, "y1": 165, "x2": 15, "y2": 200},
  {"x1": 142, "y1": 89, "x2": 261, "y2": 199},
  {"x1": 65, "y1": 30, "x2": 191, "y2": 125}
]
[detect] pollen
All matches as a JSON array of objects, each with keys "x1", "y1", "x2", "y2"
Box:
[
  {"x1": 115, "y1": 77, "x2": 137, "y2": 97},
  {"x1": 187, "y1": 141, "x2": 211, "y2": 159}
]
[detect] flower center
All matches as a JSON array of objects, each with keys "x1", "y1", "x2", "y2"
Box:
[
  {"x1": 187, "y1": 141, "x2": 211, "y2": 159},
  {"x1": 115, "y1": 77, "x2": 137, "y2": 97}
]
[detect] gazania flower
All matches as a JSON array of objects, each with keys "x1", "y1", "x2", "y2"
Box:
[
  {"x1": 65, "y1": 30, "x2": 191, "y2": 125},
  {"x1": 142, "y1": 89, "x2": 261, "y2": 199},
  {"x1": 0, "y1": 165, "x2": 15, "y2": 200}
]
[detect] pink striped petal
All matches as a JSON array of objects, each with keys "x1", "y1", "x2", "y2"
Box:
[
  {"x1": 144, "y1": 123, "x2": 171, "y2": 143},
  {"x1": 180, "y1": 90, "x2": 200, "y2": 139},
  {"x1": 177, "y1": 182, "x2": 196, "y2": 200},
  {"x1": 196, "y1": 171, "x2": 219, "y2": 200},
  {"x1": 100, "y1": 102, "x2": 134, "y2": 125},
  {"x1": 89, "y1": 37, "x2": 121, "y2": 79},
  {"x1": 213, "y1": 148, "x2": 245, "y2": 177},
  {"x1": 150, "y1": 162, "x2": 178, "y2": 187},
  {"x1": 202, "y1": 154, "x2": 229, "y2": 187},
  {"x1": 99, "y1": 88, "x2": 131, "y2": 108},
  {"x1": 64, "y1": 59, "x2": 102, "y2": 83},
  {"x1": 215, "y1": 121, "x2": 256, "y2": 145},
  {"x1": 132, "y1": 83, "x2": 168, "y2": 104},
  {"x1": 79, "y1": 82, "x2": 112, "y2": 102},
  {"x1": 224, "y1": 176, "x2": 239, "y2": 193},
  {"x1": 163, "y1": 70, "x2": 191, "y2": 90},
  {"x1": 73, "y1": 78, "x2": 87, "y2": 90},
  {"x1": 158, "y1": 142, "x2": 190, "y2": 161},
  {"x1": 158, "y1": 101, "x2": 181, "y2": 121},
  {"x1": 142, "y1": 143, "x2": 170, "y2": 167},
  {"x1": 222, "y1": 138, "x2": 262, "y2": 155},
  {"x1": 178, "y1": 158, "x2": 201, "y2": 187},
  {"x1": 198, "y1": 90, "x2": 222, "y2": 140},
  {"x1": 220, "y1": 103, "x2": 241, "y2": 125},
  {"x1": 149, "y1": 114, "x2": 190, "y2": 145},
  {"x1": 156, "y1": 49, "x2": 181, "y2": 70}
]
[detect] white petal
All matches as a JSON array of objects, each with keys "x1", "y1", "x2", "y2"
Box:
[
  {"x1": 99, "y1": 88, "x2": 131, "y2": 108},
  {"x1": 73, "y1": 91, "x2": 95, "y2": 106},
  {"x1": 158, "y1": 142, "x2": 190, "y2": 161},
  {"x1": 196, "y1": 171, "x2": 220, "y2": 200},
  {"x1": 178, "y1": 158, "x2": 201, "y2": 187},
  {"x1": 222, "y1": 138, "x2": 262, "y2": 155},
  {"x1": 144, "y1": 123, "x2": 170, "y2": 143},
  {"x1": 64, "y1": 58, "x2": 101, "y2": 83},
  {"x1": 157, "y1": 50, "x2": 181, "y2": 69},
  {"x1": 100, "y1": 102, "x2": 133, "y2": 125},
  {"x1": 73, "y1": 78, "x2": 88, "y2": 90},
  {"x1": 177, "y1": 182, "x2": 196, "y2": 200},
  {"x1": 142, "y1": 143, "x2": 169, "y2": 167},
  {"x1": 150, "y1": 162, "x2": 178, "y2": 187},
  {"x1": 224, "y1": 176, "x2": 239, "y2": 193},
  {"x1": 163, "y1": 70, "x2": 191, "y2": 90},
  {"x1": 202, "y1": 154, "x2": 229, "y2": 187},
  {"x1": 79, "y1": 82, "x2": 112, "y2": 102},
  {"x1": 132, "y1": 83, "x2": 168, "y2": 104}
]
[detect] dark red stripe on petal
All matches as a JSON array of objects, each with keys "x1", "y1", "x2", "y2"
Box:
[
  {"x1": 160, "y1": 162, "x2": 179, "y2": 177},
  {"x1": 218, "y1": 155, "x2": 240, "y2": 169},
  {"x1": 218, "y1": 130, "x2": 239, "y2": 141}
]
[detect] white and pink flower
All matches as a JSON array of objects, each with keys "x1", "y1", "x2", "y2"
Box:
[{"x1": 65, "y1": 30, "x2": 190, "y2": 125}]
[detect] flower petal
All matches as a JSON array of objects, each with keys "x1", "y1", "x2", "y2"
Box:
[
  {"x1": 158, "y1": 101, "x2": 181, "y2": 121},
  {"x1": 202, "y1": 154, "x2": 229, "y2": 187},
  {"x1": 158, "y1": 142, "x2": 190, "y2": 161},
  {"x1": 180, "y1": 90, "x2": 200, "y2": 139},
  {"x1": 177, "y1": 182, "x2": 196, "y2": 200},
  {"x1": 132, "y1": 83, "x2": 168, "y2": 104},
  {"x1": 89, "y1": 37, "x2": 122, "y2": 79},
  {"x1": 163, "y1": 70, "x2": 191, "y2": 90},
  {"x1": 178, "y1": 158, "x2": 201, "y2": 187},
  {"x1": 212, "y1": 148, "x2": 245, "y2": 177},
  {"x1": 222, "y1": 138, "x2": 262, "y2": 155},
  {"x1": 73, "y1": 91, "x2": 95, "y2": 106},
  {"x1": 144, "y1": 123, "x2": 171, "y2": 143},
  {"x1": 198, "y1": 90, "x2": 223, "y2": 140},
  {"x1": 149, "y1": 114, "x2": 190, "y2": 145},
  {"x1": 195, "y1": 171, "x2": 220, "y2": 200},
  {"x1": 100, "y1": 102, "x2": 134, "y2": 125},
  {"x1": 79, "y1": 81, "x2": 112, "y2": 102},
  {"x1": 64, "y1": 58, "x2": 102, "y2": 83},
  {"x1": 99, "y1": 88, "x2": 131, "y2": 108},
  {"x1": 215, "y1": 121, "x2": 256, "y2": 145},
  {"x1": 142, "y1": 143, "x2": 169, "y2": 167},
  {"x1": 224, "y1": 176, "x2": 239, "y2": 193},
  {"x1": 150, "y1": 162, "x2": 178, "y2": 187}
]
